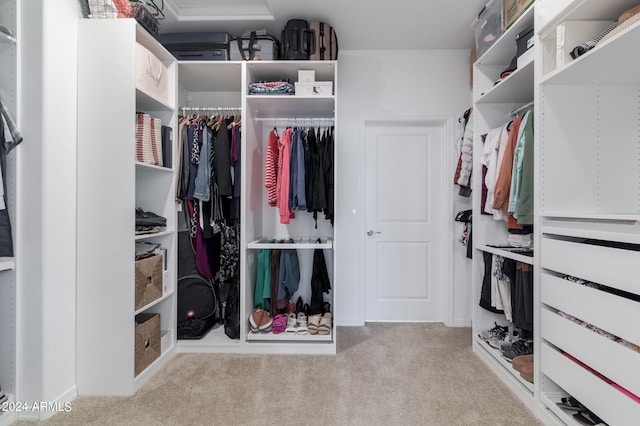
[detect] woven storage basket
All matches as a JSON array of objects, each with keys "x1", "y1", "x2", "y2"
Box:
[
  {"x1": 135, "y1": 253, "x2": 163, "y2": 310},
  {"x1": 134, "y1": 313, "x2": 160, "y2": 376}
]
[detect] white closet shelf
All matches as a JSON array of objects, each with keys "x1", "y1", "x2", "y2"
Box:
[
  {"x1": 246, "y1": 60, "x2": 336, "y2": 83},
  {"x1": 177, "y1": 61, "x2": 242, "y2": 92},
  {"x1": 247, "y1": 96, "x2": 335, "y2": 119},
  {"x1": 134, "y1": 290, "x2": 174, "y2": 316},
  {"x1": 135, "y1": 229, "x2": 174, "y2": 241},
  {"x1": 135, "y1": 161, "x2": 173, "y2": 173},
  {"x1": 247, "y1": 330, "x2": 333, "y2": 342},
  {"x1": 136, "y1": 88, "x2": 175, "y2": 113},
  {"x1": 478, "y1": 244, "x2": 533, "y2": 264},
  {"x1": 538, "y1": 0, "x2": 640, "y2": 35},
  {"x1": 542, "y1": 19, "x2": 640, "y2": 85},
  {"x1": 475, "y1": 60, "x2": 535, "y2": 104},
  {"x1": 476, "y1": 6, "x2": 534, "y2": 66},
  {"x1": 0, "y1": 257, "x2": 14, "y2": 272},
  {"x1": 473, "y1": 335, "x2": 534, "y2": 393},
  {"x1": 248, "y1": 238, "x2": 333, "y2": 249},
  {"x1": 542, "y1": 220, "x2": 640, "y2": 245},
  {"x1": 177, "y1": 327, "x2": 241, "y2": 353}
]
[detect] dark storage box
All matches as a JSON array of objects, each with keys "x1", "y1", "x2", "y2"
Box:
[
  {"x1": 516, "y1": 26, "x2": 534, "y2": 57},
  {"x1": 134, "y1": 313, "x2": 160, "y2": 376},
  {"x1": 158, "y1": 32, "x2": 231, "y2": 61}
]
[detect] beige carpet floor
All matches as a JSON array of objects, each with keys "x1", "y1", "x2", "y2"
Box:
[{"x1": 23, "y1": 323, "x2": 541, "y2": 425}]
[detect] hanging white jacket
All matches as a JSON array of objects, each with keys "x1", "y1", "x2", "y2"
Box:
[{"x1": 457, "y1": 109, "x2": 473, "y2": 187}]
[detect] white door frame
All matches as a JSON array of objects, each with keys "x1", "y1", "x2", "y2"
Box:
[{"x1": 357, "y1": 116, "x2": 457, "y2": 325}]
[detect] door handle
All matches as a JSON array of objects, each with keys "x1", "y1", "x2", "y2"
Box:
[{"x1": 367, "y1": 229, "x2": 382, "y2": 236}]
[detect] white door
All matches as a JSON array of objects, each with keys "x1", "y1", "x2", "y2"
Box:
[{"x1": 364, "y1": 122, "x2": 445, "y2": 321}]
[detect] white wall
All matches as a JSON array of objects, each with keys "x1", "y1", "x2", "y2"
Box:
[
  {"x1": 17, "y1": 0, "x2": 80, "y2": 419},
  {"x1": 335, "y1": 49, "x2": 473, "y2": 326}
]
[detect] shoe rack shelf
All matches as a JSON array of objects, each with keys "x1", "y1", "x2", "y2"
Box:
[
  {"x1": 473, "y1": 335, "x2": 534, "y2": 393},
  {"x1": 247, "y1": 330, "x2": 333, "y2": 342}
]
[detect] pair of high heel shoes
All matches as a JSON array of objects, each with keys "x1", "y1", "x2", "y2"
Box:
[{"x1": 307, "y1": 303, "x2": 332, "y2": 336}]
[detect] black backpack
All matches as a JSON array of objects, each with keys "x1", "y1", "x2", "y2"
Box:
[
  {"x1": 177, "y1": 231, "x2": 218, "y2": 339},
  {"x1": 281, "y1": 19, "x2": 314, "y2": 60}
]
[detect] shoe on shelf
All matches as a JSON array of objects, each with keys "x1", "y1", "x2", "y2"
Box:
[
  {"x1": 296, "y1": 312, "x2": 308, "y2": 335},
  {"x1": 479, "y1": 322, "x2": 508, "y2": 341},
  {"x1": 249, "y1": 307, "x2": 273, "y2": 333},
  {"x1": 308, "y1": 314, "x2": 322, "y2": 335},
  {"x1": 479, "y1": 322, "x2": 509, "y2": 348},
  {"x1": 501, "y1": 339, "x2": 533, "y2": 362},
  {"x1": 272, "y1": 314, "x2": 287, "y2": 334},
  {"x1": 285, "y1": 313, "x2": 298, "y2": 335},
  {"x1": 556, "y1": 396, "x2": 586, "y2": 411},
  {"x1": 573, "y1": 410, "x2": 606, "y2": 426},
  {"x1": 318, "y1": 312, "x2": 332, "y2": 336}
]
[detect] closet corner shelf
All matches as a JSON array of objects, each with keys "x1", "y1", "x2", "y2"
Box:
[
  {"x1": 247, "y1": 330, "x2": 333, "y2": 342},
  {"x1": 475, "y1": 5, "x2": 535, "y2": 66},
  {"x1": 473, "y1": 335, "x2": 535, "y2": 393},
  {"x1": 135, "y1": 161, "x2": 174, "y2": 173},
  {"x1": 0, "y1": 257, "x2": 15, "y2": 272},
  {"x1": 134, "y1": 290, "x2": 174, "y2": 316},
  {"x1": 248, "y1": 238, "x2": 333, "y2": 249},
  {"x1": 135, "y1": 229, "x2": 174, "y2": 241},
  {"x1": 475, "y1": 59, "x2": 535, "y2": 105},
  {"x1": 541, "y1": 20, "x2": 640, "y2": 85},
  {"x1": 246, "y1": 96, "x2": 335, "y2": 119},
  {"x1": 135, "y1": 88, "x2": 175, "y2": 113},
  {"x1": 478, "y1": 244, "x2": 534, "y2": 264}
]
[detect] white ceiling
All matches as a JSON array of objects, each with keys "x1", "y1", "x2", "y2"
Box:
[{"x1": 159, "y1": 0, "x2": 488, "y2": 50}]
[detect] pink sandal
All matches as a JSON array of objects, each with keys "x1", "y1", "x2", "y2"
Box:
[{"x1": 272, "y1": 314, "x2": 287, "y2": 334}]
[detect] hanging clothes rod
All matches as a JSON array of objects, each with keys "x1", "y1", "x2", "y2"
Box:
[
  {"x1": 255, "y1": 117, "x2": 335, "y2": 122},
  {"x1": 180, "y1": 106, "x2": 241, "y2": 115},
  {"x1": 510, "y1": 101, "x2": 534, "y2": 117}
]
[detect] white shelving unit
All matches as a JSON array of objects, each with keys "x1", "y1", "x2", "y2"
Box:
[
  {"x1": 0, "y1": 0, "x2": 17, "y2": 423},
  {"x1": 175, "y1": 60, "x2": 337, "y2": 355},
  {"x1": 242, "y1": 61, "x2": 336, "y2": 355},
  {"x1": 536, "y1": 2, "x2": 640, "y2": 424},
  {"x1": 76, "y1": 19, "x2": 178, "y2": 396},
  {"x1": 471, "y1": 4, "x2": 537, "y2": 412}
]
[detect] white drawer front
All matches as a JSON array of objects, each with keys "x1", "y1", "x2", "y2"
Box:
[
  {"x1": 541, "y1": 343, "x2": 640, "y2": 426},
  {"x1": 542, "y1": 308, "x2": 640, "y2": 397},
  {"x1": 541, "y1": 273, "x2": 640, "y2": 346},
  {"x1": 541, "y1": 237, "x2": 640, "y2": 296}
]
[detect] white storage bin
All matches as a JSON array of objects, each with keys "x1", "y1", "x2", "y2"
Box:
[
  {"x1": 294, "y1": 81, "x2": 333, "y2": 97},
  {"x1": 135, "y1": 42, "x2": 170, "y2": 105},
  {"x1": 472, "y1": 0, "x2": 503, "y2": 58}
]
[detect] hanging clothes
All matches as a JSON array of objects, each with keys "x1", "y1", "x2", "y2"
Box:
[
  {"x1": 214, "y1": 122, "x2": 233, "y2": 197},
  {"x1": 454, "y1": 107, "x2": 473, "y2": 196},
  {"x1": 322, "y1": 127, "x2": 335, "y2": 225},
  {"x1": 309, "y1": 244, "x2": 331, "y2": 315},
  {"x1": 277, "y1": 128, "x2": 295, "y2": 224},
  {"x1": 289, "y1": 129, "x2": 307, "y2": 211},
  {"x1": 305, "y1": 128, "x2": 327, "y2": 227},
  {"x1": 0, "y1": 119, "x2": 14, "y2": 257},
  {"x1": 265, "y1": 129, "x2": 279, "y2": 207}
]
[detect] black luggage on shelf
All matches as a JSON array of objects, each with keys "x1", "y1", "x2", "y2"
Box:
[
  {"x1": 309, "y1": 21, "x2": 338, "y2": 60},
  {"x1": 230, "y1": 31, "x2": 281, "y2": 60},
  {"x1": 157, "y1": 32, "x2": 231, "y2": 61},
  {"x1": 281, "y1": 19, "x2": 314, "y2": 60}
]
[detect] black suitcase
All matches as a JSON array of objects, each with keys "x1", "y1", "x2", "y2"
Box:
[
  {"x1": 158, "y1": 32, "x2": 231, "y2": 61},
  {"x1": 309, "y1": 21, "x2": 338, "y2": 60},
  {"x1": 281, "y1": 19, "x2": 314, "y2": 60},
  {"x1": 230, "y1": 31, "x2": 280, "y2": 60}
]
